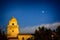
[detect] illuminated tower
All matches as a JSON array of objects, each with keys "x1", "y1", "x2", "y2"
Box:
[{"x1": 7, "y1": 17, "x2": 19, "y2": 38}]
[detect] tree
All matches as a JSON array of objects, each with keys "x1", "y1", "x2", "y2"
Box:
[
  {"x1": 34, "y1": 26, "x2": 53, "y2": 40},
  {"x1": 56, "y1": 25, "x2": 60, "y2": 35},
  {"x1": 34, "y1": 26, "x2": 46, "y2": 40},
  {"x1": 56, "y1": 25, "x2": 60, "y2": 40},
  {"x1": 0, "y1": 27, "x2": 8, "y2": 40}
]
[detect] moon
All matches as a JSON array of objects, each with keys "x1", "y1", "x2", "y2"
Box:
[{"x1": 42, "y1": 10, "x2": 45, "y2": 13}]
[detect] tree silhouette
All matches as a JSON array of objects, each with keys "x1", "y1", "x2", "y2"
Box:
[
  {"x1": 34, "y1": 25, "x2": 60, "y2": 40},
  {"x1": 0, "y1": 27, "x2": 8, "y2": 40},
  {"x1": 56, "y1": 26, "x2": 60, "y2": 35},
  {"x1": 34, "y1": 26, "x2": 53, "y2": 40},
  {"x1": 34, "y1": 26, "x2": 45, "y2": 40},
  {"x1": 56, "y1": 25, "x2": 60, "y2": 40}
]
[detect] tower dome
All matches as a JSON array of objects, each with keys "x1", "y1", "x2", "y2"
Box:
[
  {"x1": 7, "y1": 16, "x2": 19, "y2": 38},
  {"x1": 9, "y1": 16, "x2": 18, "y2": 25}
]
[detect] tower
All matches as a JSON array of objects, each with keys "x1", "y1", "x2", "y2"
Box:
[{"x1": 7, "y1": 17, "x2": 19, "y2": 38}]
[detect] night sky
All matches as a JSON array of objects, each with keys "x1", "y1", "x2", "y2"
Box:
[{"x1": 0, "y1": 0, "x2": 60, "y2": 30}]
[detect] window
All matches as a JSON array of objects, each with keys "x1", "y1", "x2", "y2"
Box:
[
  {"x1": 22, "y1": 37, "x2": 24, "y2": 40},
  {"x1": 12, "y1": 23, "x2": 14, "y2": 25},
  {"x1": 12, "y1": 30, "x2": 14, "y2": 32}
]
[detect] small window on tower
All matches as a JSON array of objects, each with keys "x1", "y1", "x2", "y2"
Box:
[
  {"x1": 12, "y1": 23, "x2": 14, "y2": 25},
  {"x1": 12, "y1": 30, "x2": 14, "y2": 32},
  {"x1": 22, "y1": 37, "x2": 24, "y2": 40}
]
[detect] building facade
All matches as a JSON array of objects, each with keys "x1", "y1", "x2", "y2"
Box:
[{"x1": 7, "y1": 17, "x2": 34, "y2": 40}]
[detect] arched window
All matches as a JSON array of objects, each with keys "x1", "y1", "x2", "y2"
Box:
[
  {"x1": 22, "y1": 37, "x2": 24, "y2": 40},
  {"x1": 27, "y1": 38, "x2": 30, "y2": 40},
  {"x1": 12, "y1": 23, "x2": 14, "y2": 25},
  {"x1": 12, "y1": 30, "x2": 14, "y2": 32}
]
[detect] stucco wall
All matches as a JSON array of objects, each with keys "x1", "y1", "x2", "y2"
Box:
[
  {"x1": 8, "y1": 39, "x2": 18, "y2": 40},
  {"x1": 18, "y1": 35, "x2": 33, "y2": 40}
]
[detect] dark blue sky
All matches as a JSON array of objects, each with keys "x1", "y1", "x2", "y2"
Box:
[{"x1": 0, "y1": 0, "x2": 60, "y2": 29}]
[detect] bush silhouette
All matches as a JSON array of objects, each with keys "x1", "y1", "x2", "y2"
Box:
[{"x1": 0, "y1": 28, "x2": 8, "y2": 40}]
